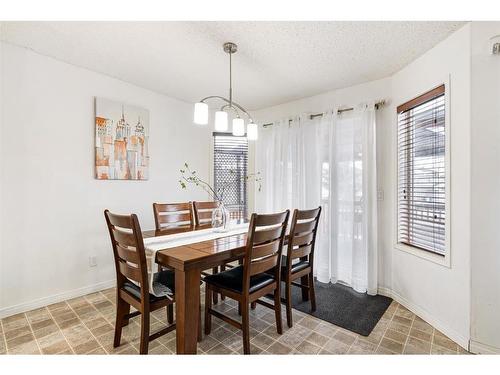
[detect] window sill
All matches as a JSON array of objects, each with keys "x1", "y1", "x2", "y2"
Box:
[{"x1": 394, "y1": 243, "x2": 451, "y2": 268}]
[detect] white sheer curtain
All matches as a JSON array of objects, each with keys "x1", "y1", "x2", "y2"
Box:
[
  {"x1": 257, "y1": 117, "x2": 320, "y2": 213},
  {"x1": 256, "y1": 105, "x2": 378, "y2": 295}
]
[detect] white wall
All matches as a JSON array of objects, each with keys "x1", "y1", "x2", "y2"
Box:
[
  {"x1": 389, "y1": 24, "x2": 471, "y2": 348},
  {"x1": 0, "y1": 42, "x2": 211, "y2": 316},
  {"x1": 252, "y1": 78, "x2": 393, "y2": 291},
  {"x1": 0, "y1": 26, "x2": 4, "y2": 311},
  {"x1": 470, "y1": 22, "x2": 500, "y2": 353},
  {"x1": 253, "y1": 24, "x2": 473, "y2": 349}
]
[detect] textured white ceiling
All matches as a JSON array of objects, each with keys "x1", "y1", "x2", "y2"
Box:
[{"x1": 0, "y1": 21, "x2": 465, "y2": 110}]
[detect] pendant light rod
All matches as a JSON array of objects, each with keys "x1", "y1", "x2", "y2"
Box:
[
  {"x1": 229, "y1": 47, "x2": 233, "y2": 108},
  {"x1": 197, "y1": 42, "x2": 253, "y2": 121},
  {"x1": 194, "y1": 42, "x2": 258, "y2": 140}
]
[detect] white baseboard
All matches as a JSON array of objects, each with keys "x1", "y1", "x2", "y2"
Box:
[
  {"x1": 377, "y1": 286, "x2": 392, "y2": 298},
  {"x1": 377, "y1": 286, "x2": 470, "y2": 351},
  {"x1": 0, "y1": 280, "x2": 115, "y2": 319},
  {"x1": 469, "y1": 340, "x2": 500, "y2": 354}
]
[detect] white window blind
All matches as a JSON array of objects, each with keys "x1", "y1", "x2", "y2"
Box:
[
  {"x1": 213, "y1": 133, "x2": 248, "y2": 220},
  {"x1": 397, "y1": 85, "x2": 446, "y2": 255}
]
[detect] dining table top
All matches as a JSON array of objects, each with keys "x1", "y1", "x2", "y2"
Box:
[{"x1": 142, "y1": 222, "x2": 249, "y2": 271}]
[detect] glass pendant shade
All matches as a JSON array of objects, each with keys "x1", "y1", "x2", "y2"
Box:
[
  {"x1": 246, "y1": 122, "x2": 258, "y2": 140},
  {"x1": 214, "y1": 111, "x2": 228, "y2": 132},
  {"x1": 232, "y1": 118, "x2": 245, "y2": 136},
  {"x1": 193, "y1": 102, "x2": 208, "y2": 125}
]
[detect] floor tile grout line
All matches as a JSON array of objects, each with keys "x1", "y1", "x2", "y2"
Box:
[
  {"x1": 70, "y1": 298, "x2": 116, "y2": 353},
  {"x1": 302, "y1": 319, "x2": 347, "y2": 354},
  {"x1": 431, "y1": 327, "x2": 451, "y2": 354},
  {"x1": 23, "y1": 312, "x2": 43, "y2": 355},
  {"x1": 430, "y1": 326, "x2": 437, "y2": 353},
  {"x1": 45, "y1": 304, "x2": 77, "y2": 355},
  {"x1": 0, "y1": 318, "x2": 9, "y2": 353},
  {"x1": 401, "y1": 312, "x2": 417, "y2": 354},
  {"x1": 430, "y1": 327, "x2": 459, "y2": 354},
  {"x1": 347, "y1": 336, "x2": 360, "y2": 354},
  {"x1": 75, "y1": 295, "x2": 117, "y2": 354},
  {"x1": 375, "y1": 302, "x2": 397, "y2": 353},
  {"x1": 311, "y1": 321, "x2": 340, "y2": 352},
  {"x1": 93, "y1": 293, "x2": 120, "y2": 339},
  {"x1": 316, "y1": 330, "x2": 339, "y2": 353}
]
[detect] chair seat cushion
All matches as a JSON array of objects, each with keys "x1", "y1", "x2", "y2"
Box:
[
  {"x1": 123, "y1": 269, "x2": 175, "y2": 302},
  {"x1": 204, "y1": 265, "x2": 275, "y2": 294},
  {"x1": 281, "y1": 256, "x2": 310, "y2": 274}
]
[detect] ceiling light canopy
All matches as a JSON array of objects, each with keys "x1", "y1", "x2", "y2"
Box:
[{"x1": 193, "y1": 42, "x2": 258, "y2": 140}]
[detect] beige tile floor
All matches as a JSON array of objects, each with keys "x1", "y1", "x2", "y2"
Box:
[{"x1": 0, "y1": 286, "x2": 469, "y2": 355}]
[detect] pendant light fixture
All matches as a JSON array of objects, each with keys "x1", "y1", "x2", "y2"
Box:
[{"x1": 193, "y1": 42, "x2": 258, "y2": 140}]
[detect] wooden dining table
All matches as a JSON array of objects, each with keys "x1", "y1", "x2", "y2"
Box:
[{"x1": 142, "y1": 226, "x2": 249, "y2": 354}]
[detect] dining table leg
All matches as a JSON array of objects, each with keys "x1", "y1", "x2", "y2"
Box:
[{"x1": 174, "y1": 267, "x2": 201, "y2": 354}]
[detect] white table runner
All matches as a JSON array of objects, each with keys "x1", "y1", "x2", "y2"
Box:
[{"x1": 143, "y1": 223, "x2": 250, "y2": 298}]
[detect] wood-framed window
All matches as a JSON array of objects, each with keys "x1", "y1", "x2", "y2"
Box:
[{"x1": 397, "y1": 84, "x2": 446, "y2": 256}]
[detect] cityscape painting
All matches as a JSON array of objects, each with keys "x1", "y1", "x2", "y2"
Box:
[{"x1": 95, "y1": 98, "x2": 150, "y2": 180}]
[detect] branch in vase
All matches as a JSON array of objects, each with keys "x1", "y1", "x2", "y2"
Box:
[
  {"x1": 179, "y1": 163, "x2": 262, "y2": 204},
  {"x1": 179, "y1": 163, "x2": 220, "y2": 201}
]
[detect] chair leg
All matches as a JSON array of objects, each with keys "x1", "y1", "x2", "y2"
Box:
[
  {"x1": 301, "y1": 275, "x2": 309, "y2": 301},
  {"x1": 198, "y1": 297, "x2": 203, "y2": 342},
  {"x1": 220, "y1": 265, "x2": 226, "y2": 301},
  {"x1": 204, "y1": 287, "x2": 212, "y2": 335},
  {"x1": 167, "y1": 304, "x2": 174, "y2": 324},
  {"x1": 285, "y1": 280, "x2": 293, "y2": 328},
  {"x1": 139, "y1": 310, "x2": 150, "y2": 355},
  {"x1": 250, "y1": 302, "x2": 256, "y2": 310},
  {"x1": 113, "y1": 298, "x2": 129, "y2": 348},
  {"x1": 241, "y1": 302, "x2": 251, "y2": 354},
  {"x1": 238, "y1": 302, "x2": 242, "y2": 316},
  {"x1": 122, "y1": 304, "x2": 131, "y2": 327},
  {"x1": 274, "y1": 285, "x2": 283, "y2": 335},
  {"x1": 309, "y1": 273, "x2": 316, "y2": 312},
  {"x1": 212, "y1": 267, "x2": 219, "y2": 304}
]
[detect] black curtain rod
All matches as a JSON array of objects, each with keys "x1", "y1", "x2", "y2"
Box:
[{"x1": 262, "y1": 100, "x2": 385, "y2": 127}]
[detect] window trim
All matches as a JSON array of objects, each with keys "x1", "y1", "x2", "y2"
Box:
[{"x1": 393, "y1": 78, "x2": 451, "y2": 268}]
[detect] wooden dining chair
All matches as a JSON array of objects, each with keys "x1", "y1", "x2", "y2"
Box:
[
  {"x1": 152, "y1": 202, "x2": 195, "y2": 320},
  {"x1": 104, "y1": 209, "x2": 177, "y2": 354},
  {"x1": 204, "y1": 210, "x2": 290, "y2": 354},
  {"x1": 192, "y1": 201, "x2": 219, "y2": 229},
  {"x1": 282, "y1": 207, "x2": 322, "y2": 328},
  {"x1": 193, "y1": 200, "x2": 233, "y2": 304},
  {"x1": 153, "y1": 202, "x2": 194, "y2": 233}
]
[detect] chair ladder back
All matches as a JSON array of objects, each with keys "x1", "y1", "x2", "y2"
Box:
[
  {"x1": 104, "y1": 210, "x2": 149, "y2": 293},
  {"x1": 244, "y1": 211, "x2": 290, "y2": 284},
  {"x1": 287, "y1": 207, "x2": 322, "y2": 264},
  {"x1": 193, "y1": 201, "x2": 220, "y2": 228},
  {"x1": 153, "y1": 202, "x2": 194, "y2": 231}
]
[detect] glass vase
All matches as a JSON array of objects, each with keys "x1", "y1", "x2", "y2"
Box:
[{"x1": 211, "y1": 202, "x2": 230, "y2": 232}]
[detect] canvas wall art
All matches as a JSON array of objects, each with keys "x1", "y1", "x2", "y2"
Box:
[{"x1": 95, "y1": 98, "x2": 149, "y2": 180}]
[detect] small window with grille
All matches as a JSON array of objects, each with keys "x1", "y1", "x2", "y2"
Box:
[
  {"x1": 213, "y1": 133, "x2": 248, "y2": 221},
  {"x1": 397, "y1": 85, "x2": 446, "y2": 256}
]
